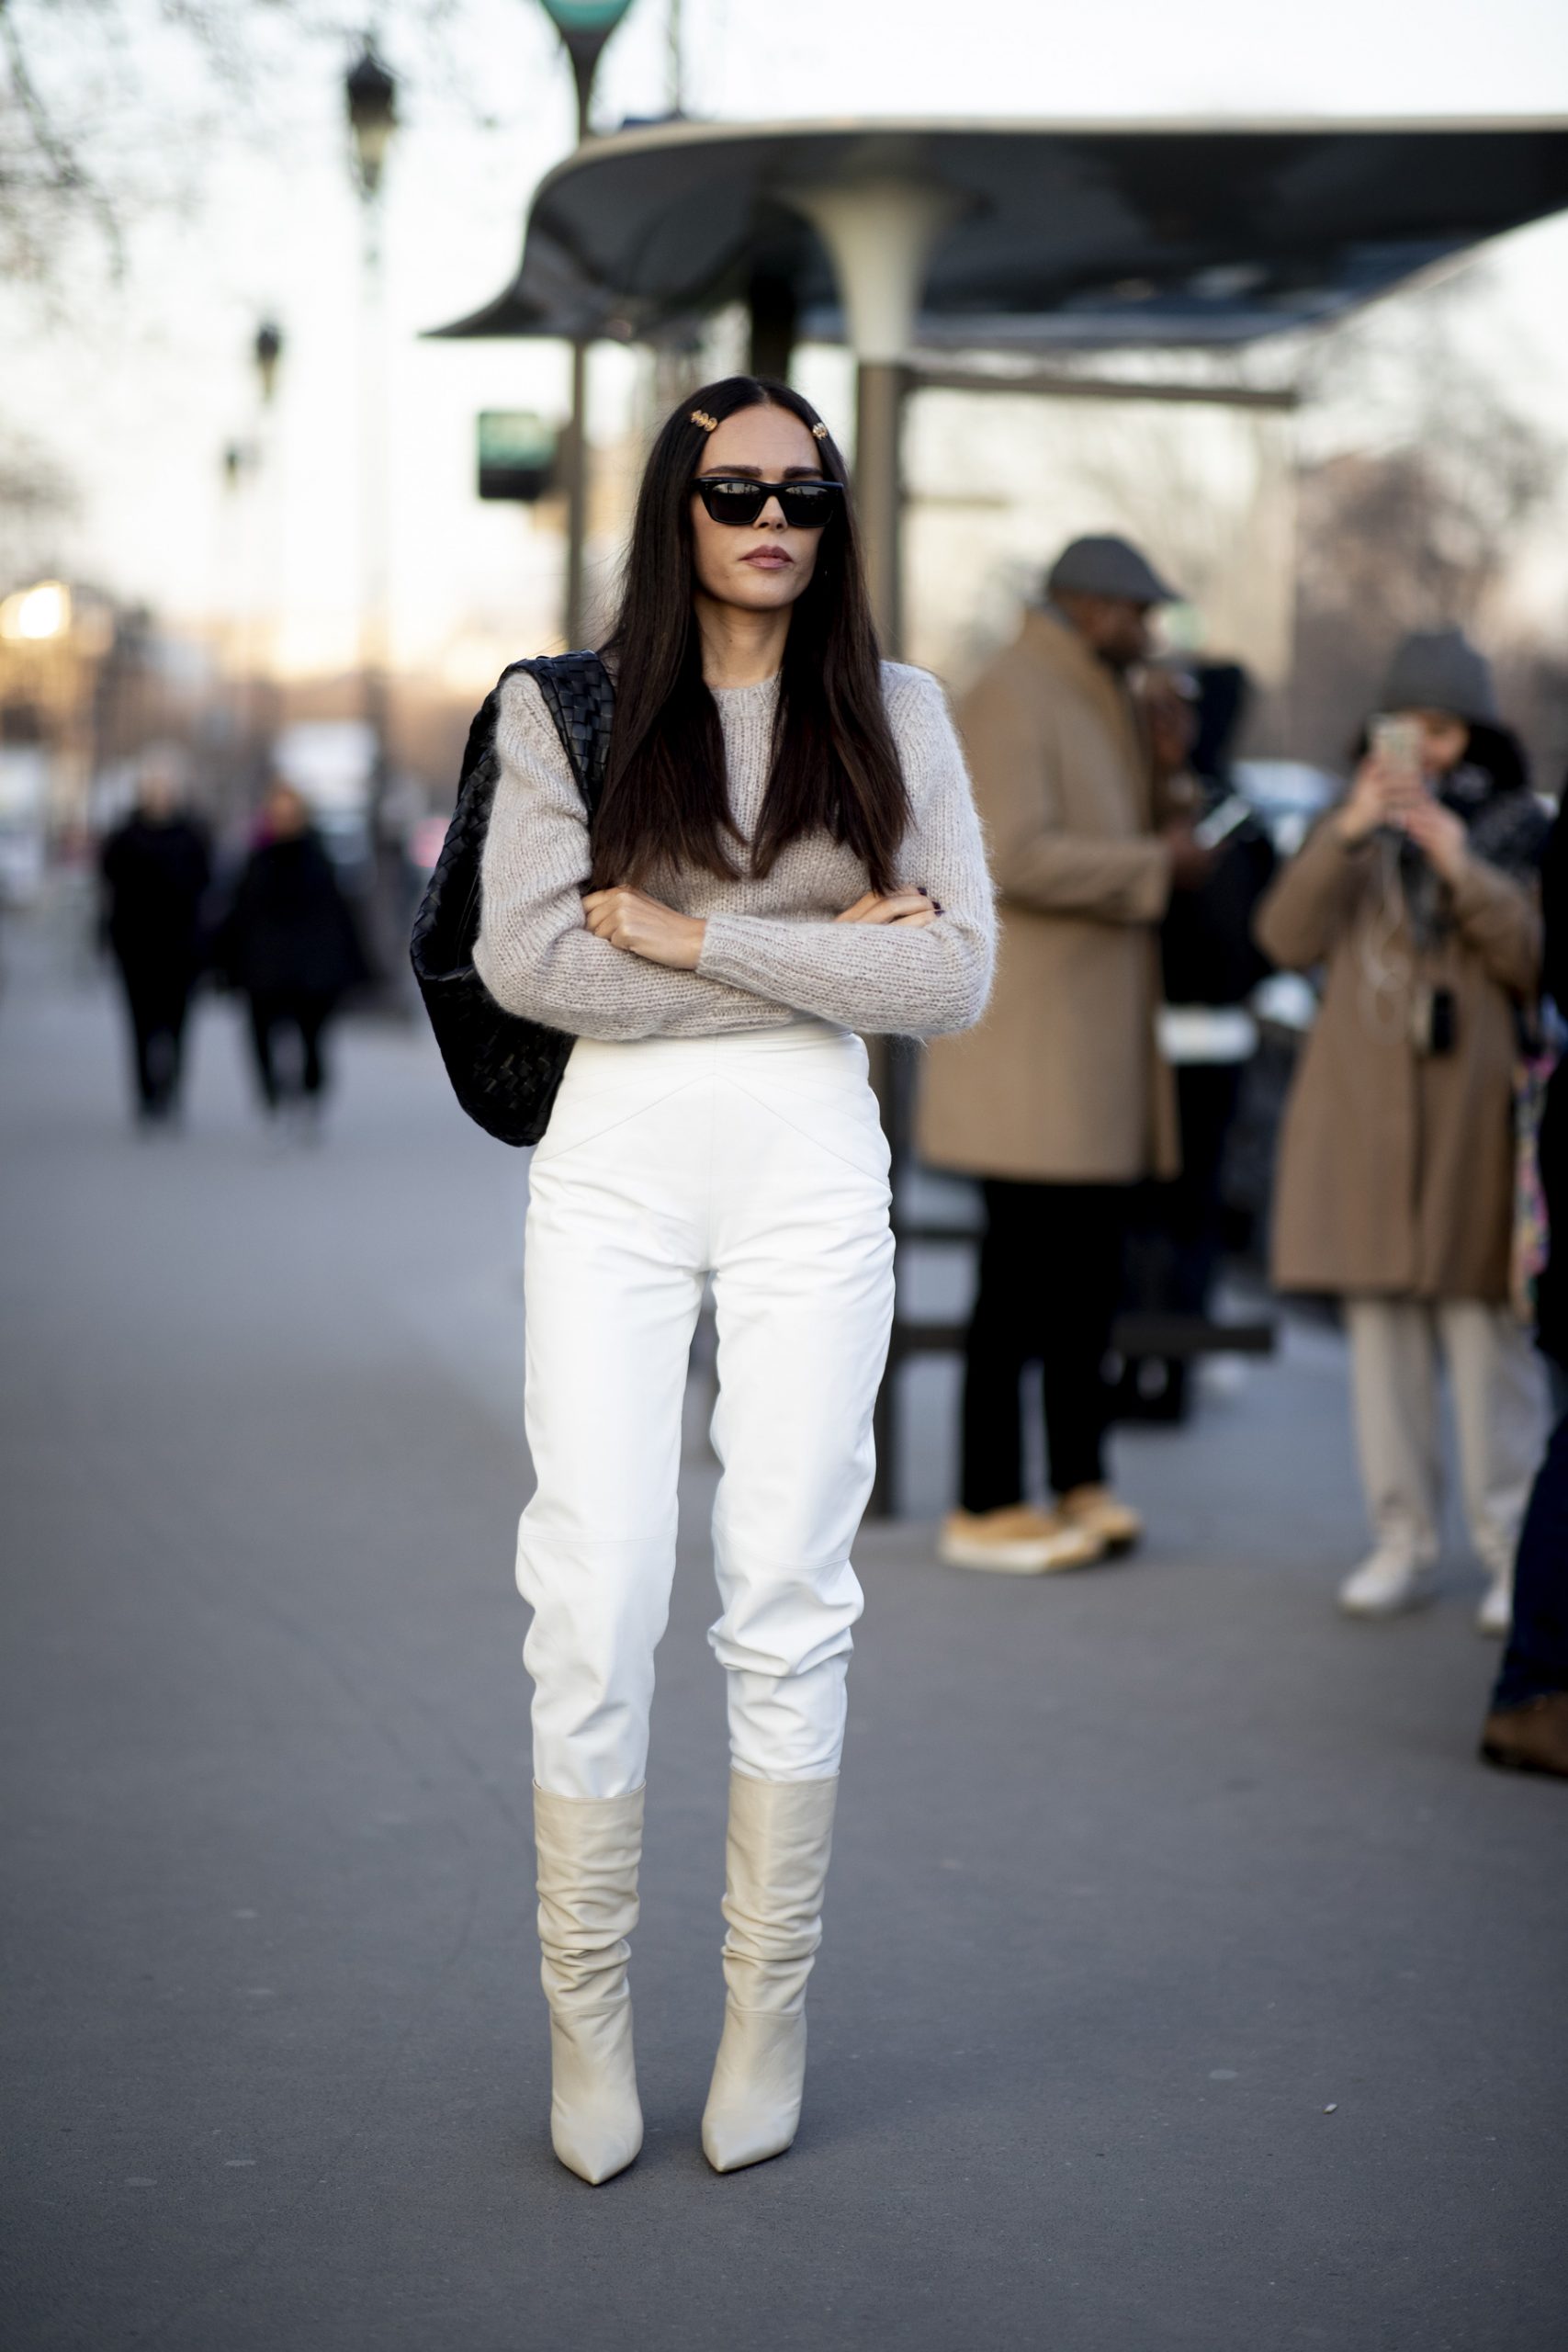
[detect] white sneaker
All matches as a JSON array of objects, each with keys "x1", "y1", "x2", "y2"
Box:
[
  {"x1": 1476, "y1": 1578, "x2": 1512, "y2": 1638},
  {"x1": 1337, "y1": 1546, "x2": 1437, "y2": 1618}
]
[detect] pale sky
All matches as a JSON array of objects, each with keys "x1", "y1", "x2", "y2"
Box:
[{"x1": 5, "y1": 0, "x2": 1568, "y2": 693}]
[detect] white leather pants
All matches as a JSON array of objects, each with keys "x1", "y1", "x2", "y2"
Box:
[{"x1": 516, "y1": 1025, "x2": 897, "y2": 1799}]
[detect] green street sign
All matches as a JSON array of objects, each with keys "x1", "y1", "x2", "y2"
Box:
[{"x1": 477, "y1": 411, "x2": 558, "y2": 503}]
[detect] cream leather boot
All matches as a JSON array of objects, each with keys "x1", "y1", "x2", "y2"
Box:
[
  {"x1": 702, "y1": 1770, "x2": 838, "y2": 2175},
  {"x1": 533, "y1": 1783, "x2": 644, "y2": 2186}
]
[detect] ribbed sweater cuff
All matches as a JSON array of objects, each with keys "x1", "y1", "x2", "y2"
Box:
[{"x1": 695, "y1": 911, "x2": 771, "y2": 991}]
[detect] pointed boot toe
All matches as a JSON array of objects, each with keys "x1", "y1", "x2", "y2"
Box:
[
  {"x1": 533, "y1": 1785, "x2": 646, "y2": 2186},
  {"x1": 548, "y1": 2005, "x2": 643, "y2": 2184},
  {"x1": 702, "y1": 2005, "x2": 807, "y2": 2173},
  {"x1": 701, "y1": 1773, "x2": 837, "y2": 2175}
]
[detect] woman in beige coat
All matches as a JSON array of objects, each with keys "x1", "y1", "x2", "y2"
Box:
[{"x1": 1256, "y1": 630, "x2": 1549, "y2": 1631}]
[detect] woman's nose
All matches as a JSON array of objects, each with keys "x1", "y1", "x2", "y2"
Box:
[{"x1": 757, "y1": 494, "x2": 786, "y2": 528}]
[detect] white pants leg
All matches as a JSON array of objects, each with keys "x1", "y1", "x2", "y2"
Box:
[
  {"x1": 706, "y1": 1036, "x2": 896, "y2": 1781},
  {"x1": 1345, "y1": 1297, "x2": 1442, "y2": 1563},
  {"x1": 516, "y1": 1028, "x2": 894, "y2": 1800},
  {"x1": 1438, "y1": 1300, "x2": 1548, "y2": 1586},
  {"x1": 516, "y1": 1044, "x2": 705, "y2": 1800}
]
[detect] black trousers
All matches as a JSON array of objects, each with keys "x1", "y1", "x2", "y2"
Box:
[
  {"x1": 1117, "y1": 1062, "x2": 1245, "y2": 1421},
  {"x1": 118, "y1": 963, "x2": 194, "y2": 1119},
  {"x1": 960, "y1": 1180, "x2": 1130, "y2": 1510},
  {"x1": 247, "y1": 989, "x2": 334, "y2": 1109},
  {"x1": 1492, "y1": 1388, "x2": 1568, "y2": 1711}
]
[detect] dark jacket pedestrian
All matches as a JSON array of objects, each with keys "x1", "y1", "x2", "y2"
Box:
[
  {"x1": 1113, "y1": 661, "x2": 1278, "y2": 1426},
  {"x1": 99, "y1": 776, "x2": 211, "y2": 1125},
  {"x1": 217, "y1": 784, "x2": 367, "y2": 1121},
  {"x1": 1483, "y1": 807, "x2": 1568, "y2": 1778},
  {"x1": 1531, "y1": 811, "x2": 1568, "y2": 1378}
]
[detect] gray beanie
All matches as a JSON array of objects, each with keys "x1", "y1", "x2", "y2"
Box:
[
  {"x1": 1380, "y1": 628, "x2": 1498, "y2": 726},
  {"x1": 1047, "y1": 535, "x2": 1177, "y2": 606}
]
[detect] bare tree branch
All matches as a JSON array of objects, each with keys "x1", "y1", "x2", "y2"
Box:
[{"x1": 0, "y1": 0, "x2": 125, "y2": 277}]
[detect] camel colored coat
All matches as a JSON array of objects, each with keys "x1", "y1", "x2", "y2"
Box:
[
  {"x1": 919, "y1": 607, "x2": 1179, "y2": 1182},
  {"x1": 1255, "y1": 818, "x2": 1540, "y2": 1302}
]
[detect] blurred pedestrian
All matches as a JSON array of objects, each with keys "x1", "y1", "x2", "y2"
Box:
[
  {"x1": 1482, "y1": 807, "x2": 1568, "y2": 1776},
  {"x1": 1256, "y1": 629, "x2": 1550, "y2": 1631},
  {"x1": 1118, "y1": 660, "x2": 1277, "y2": 1422},
  {"x1": 920, "y1": 536, "x2": 1213, "y2": 1573},
  {"x1": 98, "y1": 762, "x2": 210, "y2": 1128},
  {"x1": 215, "y1": 782, "x2": 367, "y2": 1132},
  {"x1": 458, "y1": 379, "x2": 991, "y2": 2182}
]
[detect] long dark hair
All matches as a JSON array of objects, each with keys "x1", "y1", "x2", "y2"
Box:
[{"x1": 591, "y1": 376, "x2": 909, "y2": 894}]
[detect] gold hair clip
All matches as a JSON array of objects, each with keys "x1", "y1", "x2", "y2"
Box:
[
  {"x1": 811, "y1": 422, "x2": 829, "y2": 439},
  {"x1": 690, "y1": 409, "x2": 718, "y2": 432}
]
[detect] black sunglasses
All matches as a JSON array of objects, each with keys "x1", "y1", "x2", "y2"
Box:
[{"x1": 694, "y1": 474, "x2": 844, "y2": 529}]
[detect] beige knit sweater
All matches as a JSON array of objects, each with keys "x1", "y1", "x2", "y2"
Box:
[{"x1": 473, "y1": 662, "x2": 995, "y2": 1040}]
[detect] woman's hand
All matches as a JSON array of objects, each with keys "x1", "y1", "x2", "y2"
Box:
[
  {"x1": 1337, "y1": 753, "x2": 1423, "y2": 847},
  {"x1": 582, "y1": 887, "x2": 705, "y2": 969},
  {"x1": 1398, "y1": 794, "x2": 1468, "y2": 885},
  {"x1": 835, "y1": 889, "x2": 939, "y2": 927}
]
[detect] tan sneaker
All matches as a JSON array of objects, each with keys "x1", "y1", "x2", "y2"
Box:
[
  {"x1": 939, "y1": 1506, "x2": 1105, "y2": 1576},
  {"x1": 1057, "y1": 1485, "x2": 1144, "y2": 1555}
]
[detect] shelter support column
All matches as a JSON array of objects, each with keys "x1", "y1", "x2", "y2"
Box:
[
  {"x1": 784, "y1": 178, "x2": 955, "y2": 1515},
  {"x1": 853, "y1": 361, "x2": 908, "y2": 657},
  {"x1": 563, "y1": 338, "x2": 589, "y2": 650},
  {"x1": 784, "y1": 178, "x2": 957, "y2": 658},
  {"x1": 747, "y1": 264, "x2": 799, "y2": 383}
]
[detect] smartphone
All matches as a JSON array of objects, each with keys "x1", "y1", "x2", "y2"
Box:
[
  {"x1": 1411, "y1": 982, "x2": 1458, "y2": 1057},
  {"x1": 1193, "y1": 794, "x2": 1252, "y2": 851},
  {"x1": 1371, "y1": 714, "x2": 1424, "y2": 788}
]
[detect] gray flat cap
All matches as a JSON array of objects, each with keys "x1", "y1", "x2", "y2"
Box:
[
  {"x1": 1047, "y1": 534, "x2": 1177, "y2": 605},
  {"x1": 1380, "y1": 628, "x2": 1498, "y2": 725}
]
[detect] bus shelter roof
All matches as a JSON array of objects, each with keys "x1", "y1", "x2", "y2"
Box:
[{"x1": 429, "y1": 115, "x2": 1568, "y2": 351}]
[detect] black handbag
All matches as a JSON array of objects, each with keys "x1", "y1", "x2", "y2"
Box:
[{"x1": 410, "y1": 650, "x2": 615, "y2": 1146}]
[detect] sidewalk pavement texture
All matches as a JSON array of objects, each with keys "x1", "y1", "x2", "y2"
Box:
[{"x1": 3, "y1": 942, "x2": 1564, "y2": 2352}]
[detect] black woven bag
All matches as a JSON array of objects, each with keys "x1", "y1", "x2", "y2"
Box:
[{"x1": 410, "y1": 650, "x2": 615, "y2": 1146}]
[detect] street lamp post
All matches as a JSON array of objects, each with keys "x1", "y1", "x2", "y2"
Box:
[
  {"x1": 215, "y1": 323, "x2": 283, "y2": 788},
  {"x1": 346, "y1": 40, "x2": 397, "y2": 192},
  {"x1": 537, "y1": 0, "x2": 633, "y2": 143},
  {"x1": 536, "y1": 2, "x2": 636, "y2": 648},
  {"x1": 254, "y1": 320, "x2": 284, "y2": 406},
  {"x1": 344, "y1": 37, "x2": 400, "y2": 991},
  {"x1": 246, "y1": 321, "x2": 285, "y2": 769}
]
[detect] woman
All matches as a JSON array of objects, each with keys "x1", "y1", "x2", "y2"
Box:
[
  {"x1": 218, "y1": 782, "x2": 367, "y2": 1130},
  {"x1": 1256, "y1": 629, "x2": 1549, "y2": 1632},
  {"x1": 470, "y1": 378, "x2": 994, "y2": 2183}
]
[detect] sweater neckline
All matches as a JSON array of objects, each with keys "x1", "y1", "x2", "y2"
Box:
[{"x1": 708, "y1": 674, "x2": 780, "y2": 707}]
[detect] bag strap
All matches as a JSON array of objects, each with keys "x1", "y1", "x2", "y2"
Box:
[
  {"x1": 514, "y1": 650, "x2": 615, "y2": 823},
  {"x1": 437, "y1": 651, "x2": 614, "y2": 952}
]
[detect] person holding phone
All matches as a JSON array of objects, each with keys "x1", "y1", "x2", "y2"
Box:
[{"x1": 1256, "y1": 629, "x2": 1550, "y2": 1629}]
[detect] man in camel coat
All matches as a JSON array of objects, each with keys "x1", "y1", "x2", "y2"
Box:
[{"x1": 920, "y1": 536, "x2": 1210, "y2": 1574}]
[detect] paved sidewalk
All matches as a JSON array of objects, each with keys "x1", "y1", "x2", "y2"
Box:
[{"x1": 2, "y1": 936, "x2": 1563, "y2": 2352}]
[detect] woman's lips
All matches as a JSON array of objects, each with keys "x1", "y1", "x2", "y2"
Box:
[{"x1": 741, "y1": 548, "x2": 794, "y2": 568}]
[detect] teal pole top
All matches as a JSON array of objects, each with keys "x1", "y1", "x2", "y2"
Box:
[{"x1": 539, "y1": 2, "x2": 636, "y2": 30}]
